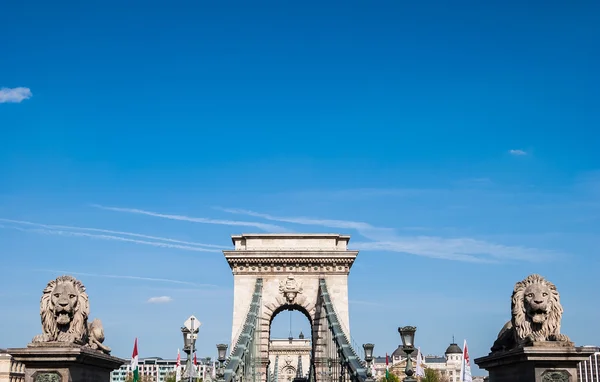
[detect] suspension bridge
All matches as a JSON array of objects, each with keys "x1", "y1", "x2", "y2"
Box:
[{"x1": 220, "y1": 234, "x2": 371, "y2": 382}]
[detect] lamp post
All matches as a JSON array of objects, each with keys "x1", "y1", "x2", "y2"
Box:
[
  {"x1": 398, "y1": 326, "x2": 416, "y2": 382},
  {"x1": 216, "y1": 343, "x2": 228, "y2": 382},
  {"x1": 362, "y1": 344, "x2": 375, "y2": 382},
  {"x1": 182, "y1": 316, "x2": 201, "y2": 382}
]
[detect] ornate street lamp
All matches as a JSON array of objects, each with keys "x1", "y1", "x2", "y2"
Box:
[
  {"x1": 181, "y1": 316, "x2": 201, "y2": 382},
  {"x1": 363, "y1": 344, "x2": 374, "y2": 364},
  {"x1": 398, "y1": 326, "x2": 417, "y2": 382},
  {"x1": 363, "y1": 343, "x2": 375, "y2": 382},
  {"x1": 217, "y1": 344, "x2": 228, "y2": 364},
  {"x1": 216, "y1": 344, "x2": 228, "y2": 381}
]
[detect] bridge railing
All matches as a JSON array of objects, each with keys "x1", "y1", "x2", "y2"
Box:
[
  {"x1": 223, "y1": 278, "x2": 263, "y2": 382},
  {"x1": 319, "y1": 279, "x2": 369, "y2": 382}
]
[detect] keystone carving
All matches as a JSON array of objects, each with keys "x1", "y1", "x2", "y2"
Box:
[{"x1": 279, "y1": 275, "x2": 303, "y2": 304}]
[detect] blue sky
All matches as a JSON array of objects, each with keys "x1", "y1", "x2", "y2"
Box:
[{"x1": 1, "y1": 0, "x2": 599, "y2": 376}]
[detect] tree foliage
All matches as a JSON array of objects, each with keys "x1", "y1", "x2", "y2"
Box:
[
  {"x1": 421, "y1": 368, "x2": 440, "y2": 382},
  {"x1": 378, "y1": 373, "x2": 400, "y2": 382},
  {"x1": 125, "y1": 373, "x2": 155, "y2": 382},
  {"x1": 124, "y1": 372, "x2": 202, "y2": 382}
]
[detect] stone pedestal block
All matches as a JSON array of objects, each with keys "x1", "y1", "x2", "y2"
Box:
[
  {"x1": 8, "y1": 343, "x2": 125, "y2": 382},
  {"x1": 474, "y1": 342, "x2": 595, "y2": 382}
]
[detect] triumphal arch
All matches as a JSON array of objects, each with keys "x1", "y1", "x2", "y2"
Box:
[{"x1": 223, "y1": 233, "x2": 360, "y2": 381}]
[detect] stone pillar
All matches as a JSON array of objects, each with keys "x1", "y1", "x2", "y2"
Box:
[
  {"x1": 8, "y1": 343, "x2": 125, "y2": 382},
  {"x1": 474, "y1": 342, "x2": 596, "y2": 382}
]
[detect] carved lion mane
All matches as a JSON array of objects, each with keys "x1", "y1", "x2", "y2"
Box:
[
  {"x1": 491, "y1": 274, "x2": 571, "y2": 353},
  {"x1": 32, "y1": 275, "x2": 90, "y2": 345}
]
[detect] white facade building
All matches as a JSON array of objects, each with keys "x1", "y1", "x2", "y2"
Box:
[
  {"x1": 0, "y1": 350, "x2": 24, "y2": 382},
  {"x1": 268, "y1": 333, "x2": 311, "y2": 382},
  {"x1": 371, "y1": 341, "x2": 481, "y2": 382},
  {"x1": 577, "y1": 349, "x2": 600, "y2": 382},
  {"x1": 110, "y1": 356, "x2": 214, "y2": 382}
]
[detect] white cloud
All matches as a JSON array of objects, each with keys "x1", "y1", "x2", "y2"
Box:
[
  {"x1": 509, "y1": 149, "x2": 527, "y2": 156},
  {"x1": 147, "y1": 296, "x2": 173, "y2": 304},
  {"x1": 218, "y1": 208, "x2": 558, "y2": 262},
  {"x1": 35, "y1": 269, "x2": 210, "y2": 287},
  {"x1": 216, "y1": 207, "x2": 396, "y2": 240},
  {"x1": 0, "y1": 218, "x2": 228, "y2": 249},
  {"x1": 0, "y1": 223, "x2": 221, "y2": 252},
  {"x1": 0, "y1": 87, "x2": 32, "y2": 103},
  {"x1": 92, "y1": 204, "x2": 289, "y2": 232}
]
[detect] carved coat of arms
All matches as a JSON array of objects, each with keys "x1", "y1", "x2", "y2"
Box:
[{"x1": 279, "y1": 275, "x2": 303, "y2": 304}]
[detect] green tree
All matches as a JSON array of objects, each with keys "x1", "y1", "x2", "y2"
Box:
[
  {"x1": 379, "y1": 373, "x2": 400, "y2": 382},
  {"x1": 125, "y1": 373, "x2": 155, "y2": 382},
  {"x1": 162, "y1": 372, "x2": 202, "y2": 382},
  {"x1": 421, "y1": 368, "x2": 440, "y2": 382}
]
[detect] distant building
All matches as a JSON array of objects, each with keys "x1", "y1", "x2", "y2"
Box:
[
  {"x1": 110, "y1": 356, "x2": 214, "y2": 382},
  {"x1": 424, "y1": 342, "x2": 464, "y2": 382},
  {"x1": 371, "y1": 341, "x2": 487, "y2": 382},
  {"x1": 577, "y1": 348, "x2": 600, "y2": 382},
  {"x1": 268, "y1": 332, "x2": 311, "y2": 382},
  {"x1": 0, "y1": 349, "x2": 24, "y2": 382}
]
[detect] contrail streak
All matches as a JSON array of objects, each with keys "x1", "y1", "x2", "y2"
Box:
[
  {"x1": 92, "y1": 204, "x2": 288, "y2": 232},
  {"x1": 1, "y1": 224, "x2": 221, "y2": 252},
  {"x1": 0, "y1": 218, "x2": 227, "y2": 249}
]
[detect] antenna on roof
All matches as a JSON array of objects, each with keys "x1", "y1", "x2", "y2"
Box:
[{"x1": 452, "y1": 335, "x2": 455, "y2": 344}]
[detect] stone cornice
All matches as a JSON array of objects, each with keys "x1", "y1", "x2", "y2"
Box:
[
  {"x1": 223, "y1": 251, "x2": 358, "y2": 274},
  {"x1": 223, "y1": 251, "x2": 359, "y2": 258},
  {"x1": 269, "y1": 349, "x2": 312, "y2": 355}
]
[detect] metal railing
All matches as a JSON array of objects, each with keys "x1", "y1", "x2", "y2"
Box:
[
  {"x1": 223, "y1": 279, "x2": 263, "y2": 382},
  {"x1": 319, "y1": 279, "x2": 369, "y2": 382}
]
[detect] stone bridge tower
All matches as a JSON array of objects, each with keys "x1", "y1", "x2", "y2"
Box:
[{"x1": 223, "y1": 233, "x2": 359, "y2": 377}]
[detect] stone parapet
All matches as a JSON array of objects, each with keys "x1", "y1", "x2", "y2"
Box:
[
  {"x1": 8, "y1": 343, "x2": 125, "y2": 382},
  {"x1": 475, "y1": 342, "x2": 596, "y2": 382}
]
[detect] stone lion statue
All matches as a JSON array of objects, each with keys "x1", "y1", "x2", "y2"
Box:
[
  {"x1": 31, "y1": 275, "x2": 111, "y2": 354},
  {"x1": 491, "y1": 274, "x2": 571, "y2": 353}
]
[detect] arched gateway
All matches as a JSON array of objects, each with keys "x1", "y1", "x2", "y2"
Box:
[{"x1": 223, "y1": 234, "x2": 367, "y2": 382}]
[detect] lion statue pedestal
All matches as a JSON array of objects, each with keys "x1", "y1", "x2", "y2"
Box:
[
  {"x1": 474, "y1": 274, "x2": 595, "y2": 382},
  {"x1": 7, "y1": 276, "x2": 125, "y2": 382}
]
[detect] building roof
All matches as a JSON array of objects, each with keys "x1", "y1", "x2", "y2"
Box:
[
  {"x1": 445, "y1": 343, "x2": 462, "y2": 354},
  {"x1": 391, "y1": 345, "x2": 406, "y2": 357},
  {"x1": 424, "y1": 356, "x2": 446, "y2": 364}
]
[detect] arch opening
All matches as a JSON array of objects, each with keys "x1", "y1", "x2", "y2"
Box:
[{"x1": 268, "y1": 305, "x2": 313, "y2": 382}]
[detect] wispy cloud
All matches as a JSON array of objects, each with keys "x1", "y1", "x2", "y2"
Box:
[
  {"x1": 509, "y1": 149, "x2": 527, "y2": 156},
  {"x1": 0, "y1": 218, "x2": 228, "y2": 249},
  {"x1": 216, "y1": 207, "x2": 395, "y2": 240},
  {"x1": 147, "y1": 296, "x2": 173, "y2": 304},
  {"x1": 34, "y1": 269, "x2": 213, "y2": 287},
  {"x1": 0, "y1": 87, "x2": 32, "y2": 103},
  {"x1": 218, "y1": 208, "x2": 558, "y2": 262},
  {"x1": 0, "y1": 221, "x2": 222, "y2": 252},
  {"x1": 92, "y1": 204, "x2": 288, "y2": 232}
]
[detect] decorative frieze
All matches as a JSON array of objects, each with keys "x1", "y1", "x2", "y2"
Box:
[{"x1": 224, "y1": 254, "x2": 355, "y2": 275}]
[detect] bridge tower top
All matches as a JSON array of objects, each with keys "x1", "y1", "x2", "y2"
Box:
[
  {"x1": 229, "y1": 233, "x2": 352, "y2": 251},
  {"x1": 224, "y1": 233, "x2": 359, "y2": 348}
]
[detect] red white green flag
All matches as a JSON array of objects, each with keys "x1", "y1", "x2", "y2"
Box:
[
  {"x1": 460, "y1": 339, "x2": 472, "y2": 382},
  {"x1": 385, "y1": 353, "x2": 390, "y2": 380},
  {"x1": 131, "y1": 338, "x2": 139, "y2": 382},
  {"x1": 176, "y1": 349, "x2": 182, "y2": 382}
]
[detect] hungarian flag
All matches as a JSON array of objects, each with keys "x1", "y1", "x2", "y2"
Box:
[
  {"x1": 415, "y1": 347, "x2": 425, "y2": 377},
  {"x1": 176, "y1": 349, "x2": 182, "y2": 382},
  {"x1": 460, "y1": 339, "x2": 472, "y2": 382},
  {"x1": 131, "y1": 338, "x2": 139, "y2": 382},
  {"x1": 385, "y1": 353, "x2": 390, "y2": 380}
]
